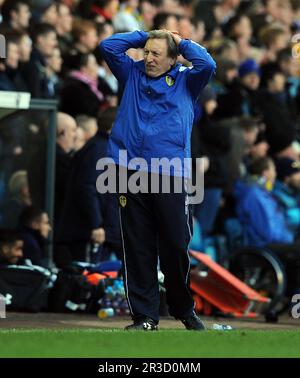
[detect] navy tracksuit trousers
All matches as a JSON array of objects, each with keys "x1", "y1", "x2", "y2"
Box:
[{"x1": 118, "y1": 170, "x2": 195, "y2": 323}]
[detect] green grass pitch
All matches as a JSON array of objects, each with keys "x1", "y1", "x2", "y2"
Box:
[{"x1": 0, "y1": 329, "x2": 300, "y2": 358}]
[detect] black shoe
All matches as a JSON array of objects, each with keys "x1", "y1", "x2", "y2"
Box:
[
  {"x1": 124, "y1": 317, "x2": 159, "y2": 331},
  {"x1": 180, "y1": 312, "x2": 206, "y2": 331}
]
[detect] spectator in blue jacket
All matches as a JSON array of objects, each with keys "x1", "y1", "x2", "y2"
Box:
[
  {"x1": 235, "y1": 156, "x2": 300, "y2": 291},
  {"x1": 273, "y1": 158, "x2": 300, "y2": 238},
  {"x1": 100, "y1": 29, "x2": 216, "y2": 331},
  {"x1": 234, "y1": 156, "x2": 294, "y2": 247}
]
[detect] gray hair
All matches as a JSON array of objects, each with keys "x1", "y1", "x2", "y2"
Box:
[{"x1": 148, "y1": 30, "x2": 178, "y2": 59}]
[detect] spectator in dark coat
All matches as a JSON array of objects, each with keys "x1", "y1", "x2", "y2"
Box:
[
  {"x1": 54, "y1": 112, "x2": 77, "y2": 230},
  {"x1": 31, "y1": 0, "x2": 58, "y2": 26},
  {"x1": 210, "y1": 58, "x2": 238, "y2": 95},
  {"x1": 216, "y1": 59, "x2": 261, "y2": 119},
  {"x1": 1, "y1": 0, "x2": 31, "y2": 32},
  {"x1": 45, "y1": 47, "x2": 63, "y2": 98},
  {"x1": 18, "y1": 206, "x2": 51, "y2": 267},
  {"x1": 226, "y1": 116, "x2": 259, "y2": 191},
  {"x1": 56, "y1": 2, "x2": 74, "y2": 57},
  {"x1": 0, "y1": 36, "x2": 20, "y2": 91},
  {"x1": 0, "y1": 229, "x2": 24, "y2": 265},
  {"x1": 2, "y1": 170, "x2": 32, "y2": 229},
  {"x1": 60, "y1": 52, "x2": 108, "y2": 118},
  {"x1": 248, "y1": 131, "x2": 269, "y2": 160},
  {"x1": 62, "y1": 19, "x2": 98, "y2": 73},
  {"x1": 56, "y1": 107, "x2": 121, "y2": 266},
  {"x1": 257, "y1": 64, "x2": 298, "y2": 155},
  {"x1": 192, "y1": 86, "x2": 231, "y2": 236},
  {"x1": 13, "y1": 30, "x2": 33, "y2": 91},
  {"x1": 20, "y1": 23, "x2": 57, "y2": 98},
  {"x1": 277, "y1": 48, "x2": 300, "y2": 101}
]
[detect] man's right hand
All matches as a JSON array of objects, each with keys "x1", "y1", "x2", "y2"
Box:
[
  {"x1": 169, "y1": 31, "x2": 182, "y2": 46},
  {"x1": 160, "y1": 29, "x2": 183, "y2": 46}
]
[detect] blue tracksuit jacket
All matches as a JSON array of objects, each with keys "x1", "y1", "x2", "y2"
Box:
[{"x1": 99, "y1": 31, "x2": 216, "y2": 177}]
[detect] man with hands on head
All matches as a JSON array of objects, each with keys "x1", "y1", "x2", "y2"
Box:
[{"x1": 100, "y1": 28, "x2": 216, "y2": 331}]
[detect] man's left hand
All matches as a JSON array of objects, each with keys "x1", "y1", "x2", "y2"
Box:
[
  {"x1": 160, "y1": 29, "x2": 182, "y2": 46},
  {"x1": 169, "y1": 31, "x2": 182, "y2": 46}
]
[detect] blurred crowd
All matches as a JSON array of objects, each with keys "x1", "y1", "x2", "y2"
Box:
[{"x1": 0, "y1": 0, "x2": 300, "y2": 278}]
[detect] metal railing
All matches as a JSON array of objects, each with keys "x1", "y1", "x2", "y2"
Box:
[{"x1": 0, "y1": 94, "x2": 58, "y2": 266}]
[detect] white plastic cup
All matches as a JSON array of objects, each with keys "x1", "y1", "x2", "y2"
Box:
[{"x1": 212, "y1": 323, "x2": 233, "y2": 330}]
